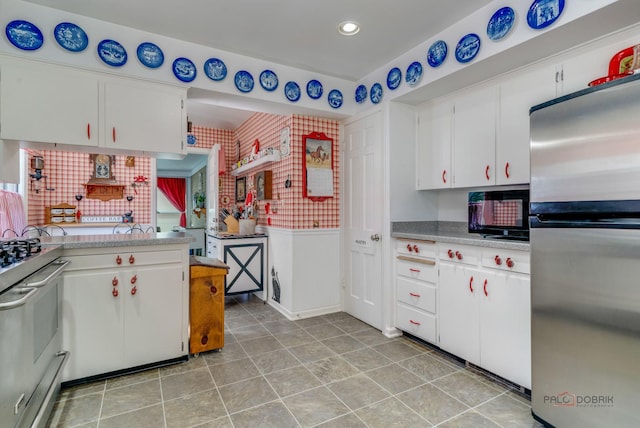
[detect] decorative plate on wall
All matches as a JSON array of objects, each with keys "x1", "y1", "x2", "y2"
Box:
[
  {"x1": 259, "y1": 69, "x2": 278, "y2": 91},
  {"x1": 136, "y1": 42, "x2": 164, "y2": 68},
  {"x1": 284, "y1": 81, "x2": 301, "y2": 102},
  {"x1": 234, "y1": 70, "x2": 254, "y2": 93},
  {"x1": 54, "y1": 22, "x2": 88, "y2": 52},
  {"x1": 527, "y1": 0, "x2": 565, "y2": 30},
  {"x1": 327, "y1": 89, "x2": 343, "y2": 109},
  {"x1": 487, "y1": 7, "x2": 516, "y2": 41},
  {"x1": 455, "y1": 33, "x2": 481, "y2": 63},
  {"x1": 204, "y1": 58, "x2": 227, "y2": 81},
  {"x1": 406, "y1": 61, "x2": 423, "y2": 86},
  {"x1": 427, "y1": 40, "x2": 448, "y2": 68},
  {"x1": 172, "y1": 57, "x2": 196, "y2": 82},
  {"x1": 370, "y1": 83, "x2": 383, "y2": 104},
  {"x1": 6, "y1": 20, "x2": 44, "y2": 51},
  {"x1": 387, "y1": 67, "x2": 402, "y2": 90},
  {"x1": 306, "y1": 79, "x2": 323, "y2": 99},
  {"x1": 97, "y1": 39, "x2": 127, "y2": 67},
  {"x1": 355, "y1": 84, "x2": 367, "y2": 103}
]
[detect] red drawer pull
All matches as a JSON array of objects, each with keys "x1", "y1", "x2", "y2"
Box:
[
  {"x1": 407, "y1": 244, "x2": 413, "y2": 252},
  {"x1": 442, "y1": 170, "x2": 447, "y2": 184},
  {"x1": 485, "y1": 165, "x2": 490, "y2": 180},
  {"x1": 131, "y1": 285, "x2": 137, "y2": 295},
  {"x1": 112, "y1": 277, "x2": 118, "y2": 286},
  {"x1": 112, "y1": 288, "x2": 118, "y2": 297},
  {"x1": 505, "y1": 162, "x2": 510, "y2": 179},
  {"x1": 87, "y1": 123, "x2": 91, "y2": 140},
  {"x1": 447, "y1": 249, "x2": 454, "y2": 258},
  {"x1": 112, "y1": 126, "x2": 116, "y2": 143},
  {"x1": 409, "y1": 268, "x2": 421, "y2": 273},
  {"x1": 483, "y1": 279, "x2": 488, "y2": 297},
  {"x1": 116, "y1": 255, "x2": 122, "y2": 265},
  {"x1": 129, "y1": 254, "x2": 135, "y2": 264},
  {"x1": 409, "y1": 292, "x2": 421, "y2": 298},
  {"x1": 469, "y1": 276, "x2": 474, "y2": 293},
  {"x1": 494, "y1": 255, "x2": 502, "y2": 265},
  {"x1": 506, "y1": 257, "x2": 514, "y2": 268},
  {"x1": 409, "y1": 319, "x2": 421, "y2": 326},
  {"x1": 455, "y1": 251, "x2": 462, "y2": 260},
  {"x1": 413, "y1": 245, "x2": 419, "y2": 253}
]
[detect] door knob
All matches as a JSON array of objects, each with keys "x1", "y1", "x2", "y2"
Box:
[{"x1": 370, "y1": 234, "x2": 380, "y2": 241}]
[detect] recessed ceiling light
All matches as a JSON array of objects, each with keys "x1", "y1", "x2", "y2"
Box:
[{"x1": 338, "y1": 21, "x2": 360, "y2": 36}]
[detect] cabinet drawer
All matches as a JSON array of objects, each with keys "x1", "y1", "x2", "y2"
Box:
[
  {"x1": 396, "y1": 257, "x2": 436, "y2": 283},
  {"x1": 396, "y1": 303, "x2": 437, "y2": 343},
  {"x1": 438, "y1": 244, "x2": 480, "y2": 265},
  {"x1": 397, "y1": 276, "x2": 436, "y2": 314},
  {"x1": 481, "y1": 248, "x2": 530, "y2": 274},
  {"x1": 64, "y1": 249, "x2": 183, "y2": 271},
  {"x1": 396, "y1": 238, "x2": 437, "y2": 258}
]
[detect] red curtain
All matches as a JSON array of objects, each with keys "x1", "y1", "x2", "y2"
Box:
[{"x1": 157, "y1": 177, "x2": 186, "y2": 227}]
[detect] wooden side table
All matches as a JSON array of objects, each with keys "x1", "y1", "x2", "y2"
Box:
[{"x1": 189, "y1": 256, "x2": 229, "y2": 354}]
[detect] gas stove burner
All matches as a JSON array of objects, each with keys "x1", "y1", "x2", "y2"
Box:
[{"x1": 0, "y1": 237, "x2": 42, "y2": 267}]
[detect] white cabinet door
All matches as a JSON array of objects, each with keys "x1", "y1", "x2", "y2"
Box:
[
  {"x1": 416, "y1": 98, "x2": 452, "y2": 189},
  {"x1": 0, "y1": 63, "x2": 99, "y2": 146},
  {"x1": 438, "y1": 262, "x2": 480, "y2": 365},
  {"x1": 62, "y1": 270, "x2": 124, "y2": 382},
  {"x1": 479, "y1": 271, "x2": 531, "y2": 388},
  {"x1": 103, "y1": 81, "x2": 185, "y2": 154},
  {"x1": 124, "y1": 264, "x2": 184, "y2": 367},
  {"x1": 497, "y1": 66, "x2": 556, "y2": 185},
  {"x1": 453, "y1": 85, "x2": 497, "y2": 188}
]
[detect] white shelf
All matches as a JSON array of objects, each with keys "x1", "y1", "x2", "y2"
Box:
[{"x1": 231, "y1": 150, "x2": 281, "y2": 176}]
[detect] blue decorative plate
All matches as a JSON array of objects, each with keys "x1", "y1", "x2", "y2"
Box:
[
  {"x1": 406, "y1": 62, "x2": 423, "y2": 86},
  {"x1": 328, "y1": 89, "x2": 343, "y2": 109},
  {"x1": 136, "y1": 42, "x2": 164, "y2": 68},
  {"x1": 355, "y1": 85, "x2": 367, "y2": 104},
  {"x1": 6, "y1": 20, "x2": 43, "y2": 51},
  {"x1": 427, "y1": 40, "x2": 448, "y2": 68},
  {"x1": 284, "y1": 81, "x2": 301, "y2": 102},
  {"x1": 306, "y1": 79, "x2": 323, "y2": 99},
  {"x1": 527, "y1": 0, "x2": 565, "y2": 30},
  {"x1": 370, "y1": 83, "x2": 383, "y2": 104},
  {"x1": 54, "y1": 22, "x2": 88, "y2": 52},
  {"x1": 187, "y1": 134, "x2": 197, "y2": 145},
  {"x1": 234, "y1": 70, "x2": 254, "y2": 93},
  {"x1": 172, "y1": 57, "x2": 196, "y2": 82},
  {"x1": 259, "y1": 69, "x2": 278, "y2": 91},
  {"x1": 204, "y1": 58, "x2": 227, "y2": 81},
  {"x1": 487, "y1": 7, "x2": 516, "y2": 41},
  {"x1": 455, "y1": 33, "x2": 481, "y2": 64},
  {"x1": 97, "y1": 39, "x2": 127, "y2": 67},
  {"x1": 387, "y1": 67, "x2": 402, "y2": 90}
]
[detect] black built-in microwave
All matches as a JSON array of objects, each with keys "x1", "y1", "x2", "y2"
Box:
[{"x1": 468, "y1": 190, "x2": 529, "y2": 240}]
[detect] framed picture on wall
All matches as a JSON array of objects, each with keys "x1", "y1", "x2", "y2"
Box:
[
  {"x1": 235, "y1": 176, "x2": 246, "y2": 202},
  {"x1": 302, "y1": 131, "x2": 334, "y2": 202}
]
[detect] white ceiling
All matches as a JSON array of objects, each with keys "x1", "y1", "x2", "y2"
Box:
[{"x1": 25, "y1": 0, "x2": 494, "y2": 129}]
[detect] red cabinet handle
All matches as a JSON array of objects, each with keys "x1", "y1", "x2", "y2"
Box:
[
  {"x1": 484, "y1": 279, "x2": 488, "y2": 296},
  {"x1": 485, "y1": 165, "x2": 490, "y2": 180},
  {"x1": 409, "y1": 319, "x2": 421, "y2": 326},
  {"x1": 130, "y1": 275, "x2": 137, "y2": 284},
  {"x1": 87, "y1": 123, "x2": 91, "y2": 140},
  {"x1": 447, "y1": 249, "x2": 454, "y2": 258},
  {"x1": 409, "y1": 268, "x2": 421, "y2": 273},
  {"x1": 409, "y1": 292, "x2": 421, "y2": 298},
  {"x1": 112, "y1": 126, "x2": 116, "y2": 143},
  {"x1": 131, "y1": 286, "x2": 137, "y2": 295},
  {"x1": 210, "y1": 286, "x2": 217, "y2": 294},
  {"x1": 455, "y1": 251, "x2": 462, "y2": 260},
  {"x1": 505, "y1": 162, "x2": 510, "y2": 179},
  {"x1": 469, "y1": 276, "x2": 474, "y2": 293},
  {"x1": 112, "y1": 288, "x2": 118, "y2": 297},
  {"x1": 116, "y1": 255, "x2": 122, "y2": 265},
  {"x1": 442, "y1": 170, "x2": 447, "y2": 184},
  {"x1": 413, "y1": 245, "x2": 419, "y2": 253},
  {"x1": 129, "y1": 254, "x2": 135, "y2": 264},
  {"x1": 407, "y1": 244, "x2": 413, "y2": 252},
  {"x1": 506, "y1": 257, "x2": 514, "y2": 268},
  {"x1": 112, "y1": 277, "x2": 118, "y2": 286},
  {"x1": 494, "y1": 255, "x2": 502, "y2": 265}
]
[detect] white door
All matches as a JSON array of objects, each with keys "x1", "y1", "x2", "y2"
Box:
[{"x1": 343, "y1": 112, "x2": 384, "y2": 329}]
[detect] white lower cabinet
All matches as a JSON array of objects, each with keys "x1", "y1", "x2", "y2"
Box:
[
  {"x1": 61, "y1": 247, "x2": 188, "y2": 382},
  {"x1": 438, "y1": 244, "x2": 531, "y2": 388}
]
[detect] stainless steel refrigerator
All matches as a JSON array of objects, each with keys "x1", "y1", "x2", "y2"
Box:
[{"x1": 530, "y1": 74, "x2": 640, "y2": 427}]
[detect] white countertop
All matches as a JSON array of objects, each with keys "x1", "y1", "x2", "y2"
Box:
[{"x1": 40, "y1": 232, "x2": 194, "y2": 249}]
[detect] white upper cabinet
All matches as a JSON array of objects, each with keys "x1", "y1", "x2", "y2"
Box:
[
  {"x1": 1, "y1": 62, "x2": 99, "y2": 146},
  {"x1": 0, "y1": 58, "x2": 186, "y2": 156},
  {"x1": 103, "y1": 80, "x2": 185, "y2": 154},
  {"x1": 496, "y1": 65, "x2": 556, "y2": 185},
  {"x1": 416, "y1": 98, "x2": 452, "y2": 190},
  {"x1": 452, "y1": 85, "x2": 497, "y2": 188}
]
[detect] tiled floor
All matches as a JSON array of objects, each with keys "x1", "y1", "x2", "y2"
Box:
[{"x1": 48, "y1": 295, "x2": 544, "y2": 428}]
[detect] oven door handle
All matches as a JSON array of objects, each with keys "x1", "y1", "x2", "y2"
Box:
[
  {"x1": 0, "y1": 287, "x2": 37, "y2": 310},
  {"x1": 23, "y1": 260, "x2": 70, "y2": 288},
  {"x1": 29, "y1": 351, "x2": 69, "y2": 428}
]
